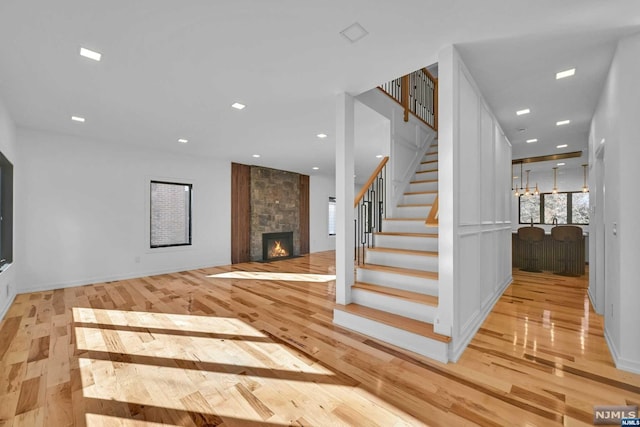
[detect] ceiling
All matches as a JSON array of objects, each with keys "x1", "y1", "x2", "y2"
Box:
[{"x1": 0, "y1": 1, "x2": 639, "y2": 182}]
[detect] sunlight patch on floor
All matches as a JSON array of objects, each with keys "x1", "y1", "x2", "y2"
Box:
[{"x1": 207, "y1": 271, "x2": 336, "y2": 282}]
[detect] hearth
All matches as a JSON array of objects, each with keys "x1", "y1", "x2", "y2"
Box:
[{"x1": 262, "y1": 231, "x2": 294, "y2": 262}]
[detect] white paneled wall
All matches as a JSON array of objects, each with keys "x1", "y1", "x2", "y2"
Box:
[
  {"x1": 438, "y1": 45, "x2": 512, "y2": 361},
  {"x1": 589, "y1": 32, "x2": 640, "y2": 374}
]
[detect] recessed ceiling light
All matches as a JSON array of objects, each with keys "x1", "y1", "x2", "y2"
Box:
[
  {"x1": 526, "y1": 138, "x2": 538, "y2": 143},
  {"x1": 178, "y1": 138, "x2": 188, "y2": 144},
  {"x1": 513, "y1": 176, "x2": 519, "y2": 179},
  {"x1": 557, "y1": 144, "x2": 568, "y2": 148},
  {"x1": 556, "y1": 68, "x2": 576, "y2": 79},
  {"x1": 517, "y1": 128, "x2": 527, "y2": 133},
  {"x1": 376, "y1": 154, "x2": 383, "y2": 158},
  {"x1": 312, "y1": 167, "x2": 319, "y2": 170},
  {"x1": 231, "y1": 102, "x2": 246, "y2": 110},
  {"x1": 556, "y1": 120, "x2": 570, "y2": 126},
  {"x1": 516, "y1": 109, "x2": 530, "y2": 116},
  {"x1": 71, "y1": 116, "x2": 85, "y2": 122},
  {"x1": 79, "y1": 47, "x2": 101, "y2": 61},
  {"x1": 557, "y1": 162, "x2": 566, "y2": 166},
  {"x1": 252, "y1": 154, "x2": 260, "y2": 158},
  {"x1": 317, "y1": 133, "x2": 328, "y2": 139},
  {"x1": 340, "y1": 22, "x2": 369, "y2": 43}
]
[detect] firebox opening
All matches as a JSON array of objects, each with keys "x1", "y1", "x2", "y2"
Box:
[{"x1": 262, "y1": 231, "x2": 295, "y2": 262}]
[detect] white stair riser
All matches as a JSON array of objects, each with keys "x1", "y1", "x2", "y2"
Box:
[
  {"x1": 374, "y1": 234, "x2": 438, "y2": 251},
  {"x1": 351, "y1": 289, "x2": 436, "y2": 323},
  {"x1": 333, "y1": 310, "x2": 448, "y2": 363},
  {"x1": 382, "y1": 220, "x2": 437, "y2": 233},
  {"x1": 418, "y1": 161, "x2": 438, "y2": 171},
  {"x1": 407, "y1": 181, "x2": 438, "y2": 193},
  {"x1": 414, "y1": 171, "x2": 438, "y2": 181},
  {"x1": 395, "y1": 205, "x2": 431, "y2": 218},
  {"x1": 365, "y1": 250, "x2": 438, "y2": 272},
  {"x1": 423, "y1": 153, "x2": 438, "y2": 162},
  {"x1": 357, "y1": 268, "x2": 438, "y2": 295},
  {"x1": 403, "y1": 192, "x2": 436, "y2": 205}
]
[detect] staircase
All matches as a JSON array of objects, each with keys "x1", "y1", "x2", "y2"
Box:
[{"x1": 334, "y1": 142, "x2": 451, "y2": 363}]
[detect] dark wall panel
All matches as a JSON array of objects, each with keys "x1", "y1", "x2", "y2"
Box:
[
  {"x1": 299, "y1": 174, "x2": 310, "y2": 254},
  {"x1": 231, "y1": 163, "x2": 251, "y2": 264}
]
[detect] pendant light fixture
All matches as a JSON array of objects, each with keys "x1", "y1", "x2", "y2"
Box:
[
  {"x1": 534, "y1": 181, "x2": 540, "y2": 196},
  {"x1": 582, "y1": 164, "x2": 589, "y2": 193},
  {"x1": 524, "y1": 169, "x2": 531, "y2": 196},
  {"x1": 552, "y1": 167, "x2": 558, "y2": 194},
  {"x1": 514, "y1": 162, "x2": 524, "y2": 197}
]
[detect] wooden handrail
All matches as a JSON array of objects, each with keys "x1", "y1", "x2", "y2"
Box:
[
  {"x1": 425, "y1": 194, "x2": 438, "y2": 226},
  {"x1": 354, "y1": 156, "x2": 389, "y2": 208},
  {"x1": 422, "y1": 67, "x2": 437, "y2": 83}
]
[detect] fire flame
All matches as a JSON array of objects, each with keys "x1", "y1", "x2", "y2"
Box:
[{"x1": 269, "y1": 240, "x2": 289, "y2": 258}]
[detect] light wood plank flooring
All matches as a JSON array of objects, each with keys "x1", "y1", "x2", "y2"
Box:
[{"x1": 0, "y1": 251, "x2": 639, "y2": 426}]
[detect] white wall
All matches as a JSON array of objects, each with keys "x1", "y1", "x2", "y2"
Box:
[
  {"x1": 438, "y1": 45, "x2": 513, "y2": 360},
  {"x1": 309, "y1": 174, "x2": 336, "y2": 253},
  {"x1": 589, "y1": 31, "x2": 640, "y2": 374},
  {"x1": 16, "y1": 128, "x2": 231, "y2": 292},
  {"x1": 0, "y1": 97, "x2": 17, "y2": 320}
]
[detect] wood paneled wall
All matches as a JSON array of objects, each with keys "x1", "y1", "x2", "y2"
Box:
[
  {"x1": 231, "y1": 163, "x2": 251, "y2": 264},
  {"x1": 512, "y1": 233, "x2": 585, "y2": 275},
  {"x1": 299, "y1": 175, "x2": 310, "y2": 254}
]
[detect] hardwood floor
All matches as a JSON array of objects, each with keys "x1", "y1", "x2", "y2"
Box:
[{"x1": 0, "y1": 251, "x2": 638, "y2": 426}]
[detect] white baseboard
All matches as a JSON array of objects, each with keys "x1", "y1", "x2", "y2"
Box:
[
  {"x1": 449, "y1": 274, "x2": 512, "y2": 362},
  {"x1": 605, "y1": 327, "x2": 640, "y2": 375},
  {"x1": 0, "y1": 292, "x2": 16, "y2": 322},
  {"x1": 19, "y1": 263, "x2": 218, "y2": 295}
]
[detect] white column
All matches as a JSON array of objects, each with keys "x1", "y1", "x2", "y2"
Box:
[{"x1": 335, "y1": 93, "x2": 355, "y2": 305}]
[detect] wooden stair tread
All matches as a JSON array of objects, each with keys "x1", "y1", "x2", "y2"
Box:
[
  {"x1": 409, "y1": 178, "x2": 438, "y2": 184},
  {"x1": 383, "y1": 217, "x2": 435, "y2": 222},
  {"x1": 353, "y1": 282, "x2": 438, "y2": 306},
  {"x1": 421, "y1": 159, "x2": 438, "y2": 164},
  {"x1": 404, "y1": 190, "x2": 437, "y2": 195},
  {"x1": 415, "y1": 170, "x2": 437, "y2": 176},
  {"x1": 358, "y1": 263, "x2": 439, "y2": 280},
  {"x1": 366, "y1": 247, "x2": 438, "y2": 257},
  {"x1": 335, "y1": 304, "x2": 450, "y2": 342},
  {"x1": 375, "y1": 231, "x2": 438, "y2": 238}
]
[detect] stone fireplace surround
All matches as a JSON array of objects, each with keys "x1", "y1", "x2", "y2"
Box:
[{"x1": 250, "y1": 166, "x2": 301, "y2": 261}]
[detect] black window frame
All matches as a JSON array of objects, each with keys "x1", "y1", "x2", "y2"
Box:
[
  {"x1": 0, "y1": 151, "x2": 13, "y2": 269},
  {"x1": 150, "y1": 180, "x2": 193, "y2": 249},
  {"x1": 518, "y1": 191, "x2": 589, "y2": 225}
]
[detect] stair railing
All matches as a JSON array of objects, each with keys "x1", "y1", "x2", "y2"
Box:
[
  {"x1": 426, "y1": 195, "x2": 438, "y2": 226},
  {"x1": 354, "y1": 156, "x2": 389, "y2": 265},
  {"x1": 379, "y1": 67, "x2": 438, "y2": 131}
]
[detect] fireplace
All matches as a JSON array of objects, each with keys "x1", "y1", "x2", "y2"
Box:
[{"x1": 262, "y1": 231, "x2": 294, "y2": 261}]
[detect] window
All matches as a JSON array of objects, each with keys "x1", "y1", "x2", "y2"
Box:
[
  {"x1": 518, "y1": 191, "x2": 589, "y2": 225},
  {"x1": 544, "y1": 193, "x2": 568, "y2": 224},
  {"x1": 328, "y1": 197, "x2": 336, "y2": 236},
  {"x1": 0, "y1": 151, "x2": 13, "y2": 268},
  {"x1": 150, "y1": 181, "x2": 192, "y2": 248},
  {"x1": 519, "y1": 194, "x2": 540, "y2": 224}
]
